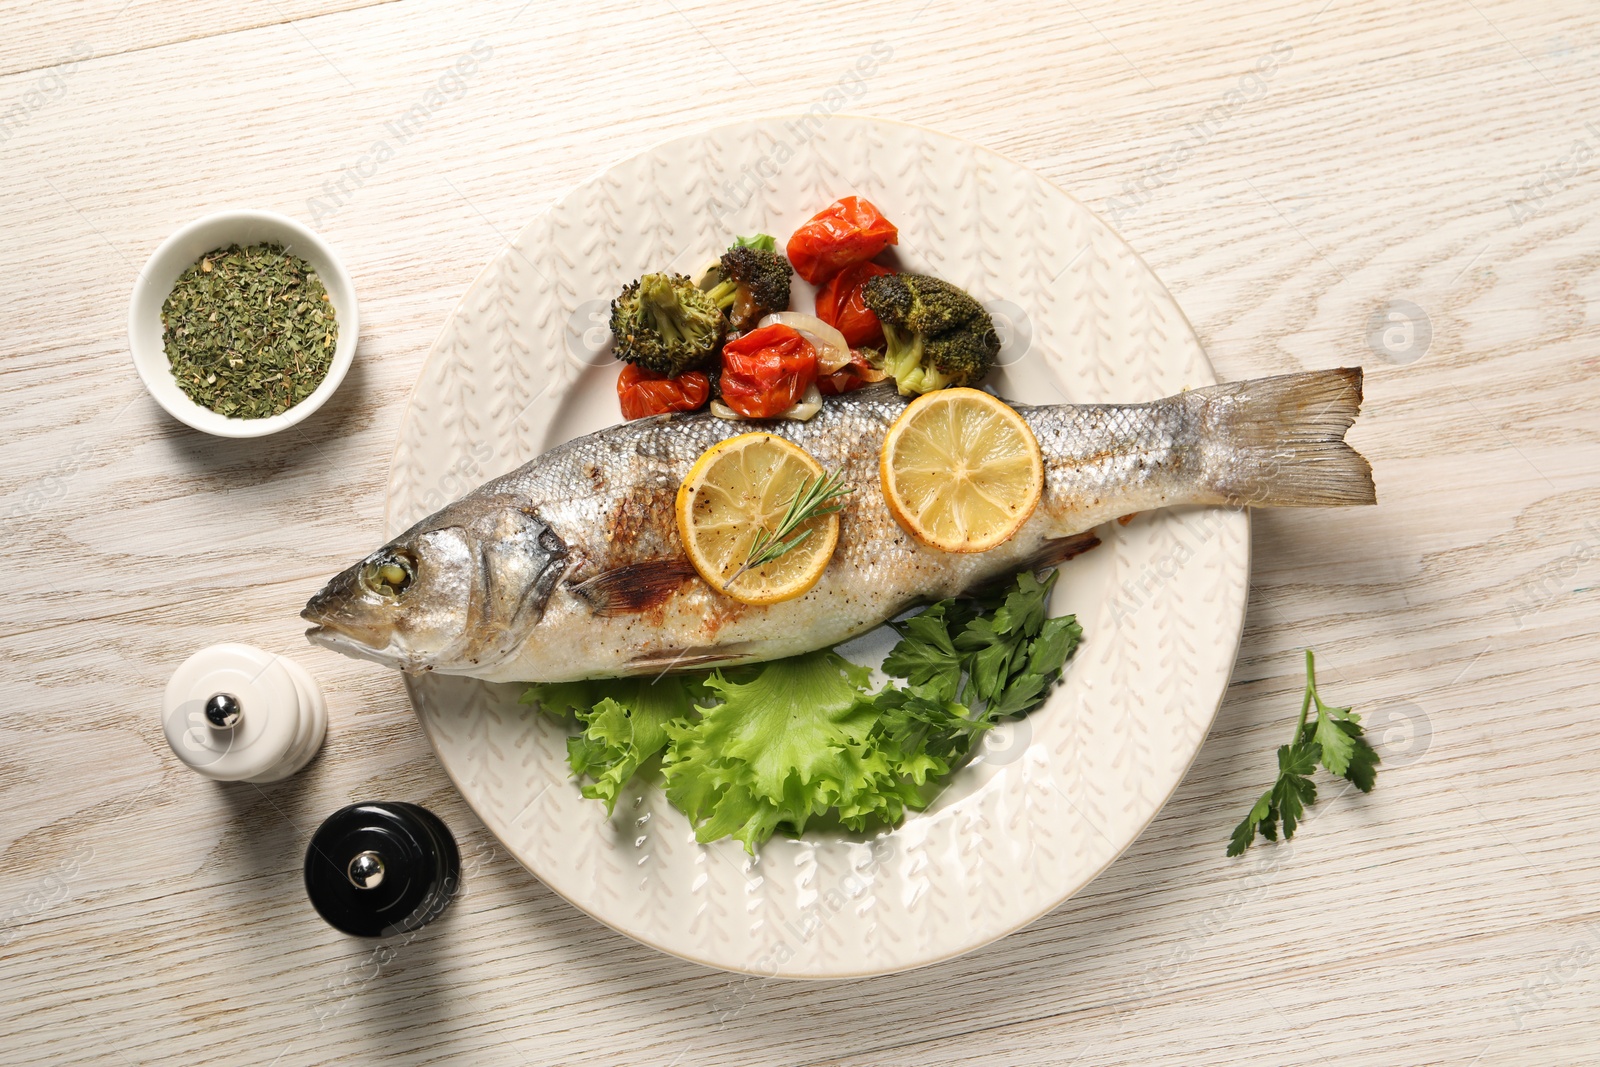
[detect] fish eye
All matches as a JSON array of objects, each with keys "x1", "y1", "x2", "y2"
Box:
[{"x1": 360, "y1": 548, "x2": 416, "y2": 599}]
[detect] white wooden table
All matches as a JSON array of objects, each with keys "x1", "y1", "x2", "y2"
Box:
[{"x1": 4, "y1": 1, "x2": 1598, "y2": 1063}]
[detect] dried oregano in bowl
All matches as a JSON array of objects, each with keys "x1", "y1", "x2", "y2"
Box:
[{"x1": 161, "y1": 243, "x2": 338, "y2": 418}]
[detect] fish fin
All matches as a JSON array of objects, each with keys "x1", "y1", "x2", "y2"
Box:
[
  {"x1": 963, "y1": 532, "x2": 1102, "y2": 598},
  {"x1": 1198, "y1": 368, "x2": 1377, "y2": 507},
  {"x1": 1024, "y1": 530, "x2": 1103, "y2": 569},
  {"x1": 627, "y1": 643, "x2": 759, "y2": 672},
  {"x1": 569, "y1": 558, "x2": 698, "y2": 617}
]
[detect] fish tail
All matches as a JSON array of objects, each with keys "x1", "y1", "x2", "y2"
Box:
[{"x1": 1198, "y1": 368, "x2": 1376, "y2": 507}]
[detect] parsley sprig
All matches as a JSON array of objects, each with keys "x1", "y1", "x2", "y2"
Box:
[
  {"x1": 871, "y1": 570, "x2": 1082, "y2": 773},
  {"x1": 727, "y1": 467, "x2": 853, "y2": 587},
  {"x1": 880, "y1": 570, "x2": 1081, "y2": 715},
  {"x1": 1227, "y1": 649, "x2": 1379, "y2": 856}
]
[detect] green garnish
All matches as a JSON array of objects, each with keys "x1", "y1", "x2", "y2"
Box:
[
  {"x1": 524, "y1": 569, "x2": 1083, "y2": 853},
  {"x1": 881, "y1": 569, "x2": 1082, "y2": 719},
  {"x1": 662, "y1": 652, "x2": 913, "y2": 849},
  {"x1": 525, "y1": 675, "x2": 711, "y2": 814},
  {"x1": 161, "y1": 243, "x2": 338, "y2": 418},
  {"x1": 726, "y1": 467, "x2": 853, "y2": 587},
  {"x1": 1227, "y1": 649, "x2": 1379, "y2": 857}
]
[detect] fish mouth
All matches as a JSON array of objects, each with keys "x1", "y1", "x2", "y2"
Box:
[
  {"x1": 302, "y1": 622, "x2": 419, "y2": 671},
  {"x1": 301, "y1": 594, "x2": 414, "y2": 670}
]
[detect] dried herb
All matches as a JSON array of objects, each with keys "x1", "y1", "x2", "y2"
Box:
[{"x1": 161, "y1": 243, "x2": 338, "y2": 419}]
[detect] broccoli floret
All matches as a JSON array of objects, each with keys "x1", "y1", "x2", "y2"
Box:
[
  {"x1": 861, "y1": 273, "x2": 1000, "y2": 395},
  {"x1": 610, "y1": 272, "x2": 726, "y2": 376},
  {"x1": 701, "y1": 235, "x2": 793, "y2": 332}
]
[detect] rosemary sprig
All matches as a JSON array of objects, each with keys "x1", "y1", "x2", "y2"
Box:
[{"x1": 725, "y1": 468, "x2": 853, "y2": 587}]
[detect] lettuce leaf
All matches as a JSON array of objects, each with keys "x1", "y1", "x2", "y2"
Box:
[
  {"x1": 662, "y1": 652, "x2": 923, "y2": 852},
  {"x1": 521, "y1": 676, "x2": 706, "y2": 814},
  {"x1": 523, "y1": 570, "x2": 1084, "y2": 852}
]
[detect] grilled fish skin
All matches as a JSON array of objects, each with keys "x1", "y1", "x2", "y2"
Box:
[{"x1": 303, "y1": 370, "x2": 1374, "y2": 682}]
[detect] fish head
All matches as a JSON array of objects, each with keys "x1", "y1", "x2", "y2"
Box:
[{"x1": 302, "y1": 499, "x2": 568, "y2": 673}]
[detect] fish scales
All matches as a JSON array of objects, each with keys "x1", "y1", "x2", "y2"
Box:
[{"x1": 303, "y1": 371, "x2": 1374, "y2": 682}]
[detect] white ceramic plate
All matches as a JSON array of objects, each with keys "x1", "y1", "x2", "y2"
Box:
[{"x1": 388, "y1": 117, "x2": 1249, "y2": 978}]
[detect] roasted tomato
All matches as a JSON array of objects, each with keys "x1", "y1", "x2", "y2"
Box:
[
  {"x1": 816, "y1": 350, "x2": 888, "y2": 396},
  {"x1": 815, "y1": 261, "x2": 894, "y2": 348},
  {"x1": 616, "y1": 364, "x2": 711, "y2": 420},
  {"x1": 785, "y1": 196, "x2": 899, "y2": 285},
  {"x1": 719, "y1": 323, "x2": 818, "y2": 418}
]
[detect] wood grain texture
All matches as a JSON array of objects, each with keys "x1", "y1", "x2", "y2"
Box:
[
  {"x1": 0, "y1": 0, "x2": 403, "y2": 78},
  {"x1": 1, "y1": 0, "x2": 1597, "y2": 1062}
]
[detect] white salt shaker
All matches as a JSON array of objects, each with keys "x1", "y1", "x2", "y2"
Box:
[{"x1": 162, "y1": 643, "x2": 327, "y2": 782}]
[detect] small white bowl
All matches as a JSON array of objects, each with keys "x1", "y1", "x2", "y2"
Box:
[{"x1": 129, "y1": 209, "x2": 359, "y2": 438}]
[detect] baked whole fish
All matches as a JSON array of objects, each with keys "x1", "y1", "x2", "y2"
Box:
[{"x1": 303, "y1": 370, "x2": 1374, "y2": 682}]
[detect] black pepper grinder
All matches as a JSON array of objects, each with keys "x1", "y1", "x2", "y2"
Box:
[{"x1": 304, "y1": 802, "x2": 461, "y2": 937}]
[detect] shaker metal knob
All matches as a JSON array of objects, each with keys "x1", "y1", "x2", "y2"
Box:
[
  {"x1": 161, "y1": 644, "x2": 327, "y2": 782},
  {"x1": 204, "y1": 692, "x2": 242, "y2": 729},
  {"x1": 304, "y1": 802, "x2": 460, "y2": 938},
  {"x1": 347, "y1": 850, "x2": 385, "y2": 890}
]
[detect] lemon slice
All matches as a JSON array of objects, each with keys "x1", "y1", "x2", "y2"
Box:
[
  {"x1": 676, "y1": 433, "x2": 841, "y2": 605},
  {"x1": 880, "y1": 387, "x2": 1044, "y2": 553}
]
